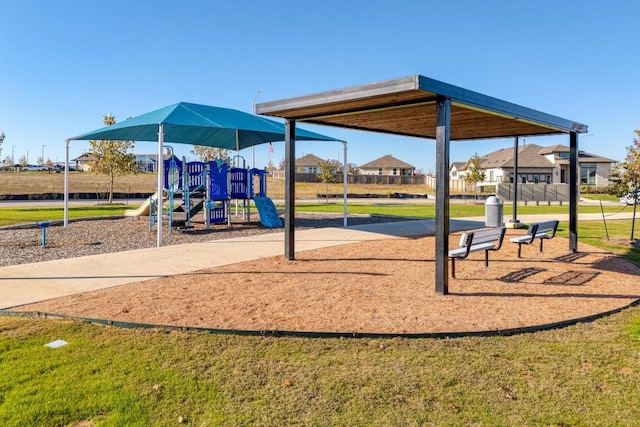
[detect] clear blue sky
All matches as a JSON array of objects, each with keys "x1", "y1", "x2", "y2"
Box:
[{"x1": 2, "y1": 1, "x2": 639, "y2": 173}]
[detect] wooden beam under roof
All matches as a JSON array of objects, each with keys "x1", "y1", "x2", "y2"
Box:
[{"x1": 257, "y1": 75, "x2": 587, "y2": 140}]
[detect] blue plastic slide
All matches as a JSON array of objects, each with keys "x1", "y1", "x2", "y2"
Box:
[{"x1": 253, "y1": 197, "x2": 283, "y2": 228}]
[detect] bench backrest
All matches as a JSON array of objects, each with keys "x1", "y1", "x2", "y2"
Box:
[
  {"x1": 472, "y1": 227, "x2": 506, "y2": 249},
  {"x1": 459, "y1": 232, "x2": 474, "y2": 248},
  {"x1": 459, "y1": 227, "x2": 506, "y2": 249},
  {"x1": 525, "y1": 223, "x2": 539, "y2": 236},
  {"x1": 534, "y1": 220, "x2": 559, "y2": 237}
]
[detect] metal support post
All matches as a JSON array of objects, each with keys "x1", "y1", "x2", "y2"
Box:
[
  {"x1": 569, "y1": 131, "x2": 579, "y2": 252},
  {"x1": 435, "y1": 97, "x2": 451, "y2": 294},
  {"x1": 285, "y1": 119, "x2": 296, "y2": 260}
]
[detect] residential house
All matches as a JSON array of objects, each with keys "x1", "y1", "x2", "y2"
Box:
[
  {"x1": 449, "y1": 162, "x2": 468, "y2": 180},
  {"x1": 451, "y1": 144, "x2": 614, "y2": 189},
  {"x1": 72, "y1": 153, "x2": 94, "y2": 172},
  {"x1": 296, "y1": 154, "x2": 327, "y2": 174},
  {"x1": 359, "y1": 155, "x2": 415, "y2": 176}
]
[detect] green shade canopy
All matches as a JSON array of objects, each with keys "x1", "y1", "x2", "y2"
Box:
[
  {"x1": 69, "y1": 102, "x2": 340, "y2": 149},
  {"x1": 63, "y1": 101, "x2": 343, "y2": 246}
]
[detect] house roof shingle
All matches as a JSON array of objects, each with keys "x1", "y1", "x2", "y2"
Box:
[
  {"x1": 538, "y1": 144, "x2": 615, "y2": 163},
  {"x1": 450, "y1": 161, "x2": 468, "y2": 171},
  {"x1": 460, "y1": 143, "x2": 615, "y2": 172},
  {"x1": 296, "y1": 153, "x2": 326, "y2": 167},
  {"x1": 479, "y1": 144, "x2": 554, "y2": 169},
  {"x1": 360, "y1": 154, "x2": 414, "y2": 169}
]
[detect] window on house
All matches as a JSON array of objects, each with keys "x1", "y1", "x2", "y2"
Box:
[
  {"x1": 559, "y1": 152, "x2": 570, "y2": 159},
  {"x1": 580, "y1": 163, "x2": 596, "y2": 185},
  {"x1": 393, "y1": 168, "x2": 397, "y2": 175},
  {"x1": 378, "y1": 168, "x2": 382, "y2": 175}
]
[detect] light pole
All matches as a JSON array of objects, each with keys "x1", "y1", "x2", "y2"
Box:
[
  {"x1": 27, "y1": 149, "x2": 29, "y2": 165},
  {"x1": 42, "y1": 145, "x2": 46, "y2": 166},
  {"x1": 12, "y1": 145, "x2": 15, "y2": 164},
  {"x1": 251, "y1": 90, "x2": 261, "y2": 168}
]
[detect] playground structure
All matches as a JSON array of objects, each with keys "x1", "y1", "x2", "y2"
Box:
[{"x1": 129, "y1": 153, "x2": 282, "y2": 232}]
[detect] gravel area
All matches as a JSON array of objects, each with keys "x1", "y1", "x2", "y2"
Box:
[{"x1": 0, "y1": 213, "x2": 411, "y2": 267}]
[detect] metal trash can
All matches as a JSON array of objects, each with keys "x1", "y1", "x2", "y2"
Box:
[{"x1": 485, "y1": 195, "x2": 503, "y2": 227}]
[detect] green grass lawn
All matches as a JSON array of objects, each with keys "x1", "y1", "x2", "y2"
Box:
[
  {"x1": 0, "y1": 206, "x2": 130, "y2": 227},
  {"x1": 295, "y1": 200, "x2": 637, "y2": 219},
  {"x1": 2, "y1": 201, "x2": 640, "y2": 425},
  {"x1": 1, "y1": 199, "x2": 635, "y2": 227},
  {"x1": 2, "y1": 308, "x2": 640, "y2": 425}
]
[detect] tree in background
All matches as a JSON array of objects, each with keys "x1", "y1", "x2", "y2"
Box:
[
  {"x1": 318, "y1": 159, "x2": 340, "y2": 203},
  {"x1": 0, "y1": 132, "x2": 5, "y2": 158},
  {"x1": 18, "y1": 155, "x2": 27, "y2": 168},
  {"x1": 606, "y1": 162, "x2": 629, "y2": 196},
  {"x1": 88, "y1": 113, "x2": 136, "y2": 204},
  {"x1": 266, "y1": 160, "x2": 276, "y2": 173},
  {"x1": 624, "y1": 132, "x2": 640, "y2": 241},
  {"x1": 347, "y1": 162, "x2": 359, "y2": 175},
  {"x1": 190, "y1": 145, "x2": 229, "y2": 162},
  {"x1": 464, "y1": 153, "x2": 486, "y2": 196},
  {"x1": 2, "y1": 156, "x2": 12, "y2": 170}
]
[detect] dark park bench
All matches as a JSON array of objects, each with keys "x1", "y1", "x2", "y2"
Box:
[
  {"x1": 448, "y1": 227, "x2": 507, "y2": 278},
  {"x1": 509, "y1": 219, "x2": 560, "y2": 258}
]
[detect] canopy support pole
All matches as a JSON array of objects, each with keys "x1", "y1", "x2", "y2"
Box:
[
  {"x1": 435, "y1": 97, "x2": 451, "y2": 295},
  {"x1": 569, "y1": 131, "x2": 579, "y2": 252},
  {"x1": 63, "y1": 139, "x2": 70, "y2": 226},
  {"x1": 157, "y1": 124, "x2": 164, "y2": 247},
  {"x1": 511, "y1": 136, "x2": 520, "y2": 225},
  {"x1": 341, "y1": 141, "x2": 348, "y2": 227},
  {"x1": 284, "y1": 119, "x2": 296, "y2": 260}
]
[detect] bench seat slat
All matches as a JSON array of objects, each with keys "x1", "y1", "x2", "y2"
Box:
[
  {"x1": 510, "y1": 219, "x2": 559, "y2": 258},
  {"x1": 448, "y1": 242, "x2": 495, "y2": 258}
]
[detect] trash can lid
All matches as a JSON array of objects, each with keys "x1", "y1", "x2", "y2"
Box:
[{"x1": 485, "y1": 195, "x2": 502, "y2": 205}]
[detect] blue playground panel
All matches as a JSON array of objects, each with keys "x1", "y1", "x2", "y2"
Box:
[
  {"x1": 253, "y1": 197, "x2": 283, "y2": 228},
  {"x1": 209, "y1": 162, "x2": 229, "y2": 200},
  {"x1": 207, "y1": 200, "x2": 227, "y2": 224},
  {"x1": 163, "y1": 158, "x2": 183, "y2": 190},
  {"x1": 230, "y1": 167, "x2": 251, "y2": 199},
  {"x1": 185, "y1": 161, "x2": 206, "y2": 191},
  {"x1": 250, "y1": 168, "x2": 267, "y2": 197}
]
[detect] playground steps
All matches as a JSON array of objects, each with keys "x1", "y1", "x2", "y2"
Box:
[{"x1": 171, "y1": 196, "x2": 205, "y2": 225}]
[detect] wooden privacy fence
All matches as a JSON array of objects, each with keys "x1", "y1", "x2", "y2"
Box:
[
  {"x1": 271, "y1": 171, "x2": 427, "y2": 185},
  {"x1": 426, "y1": 176, "x2": 470, "y2": 193}
]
